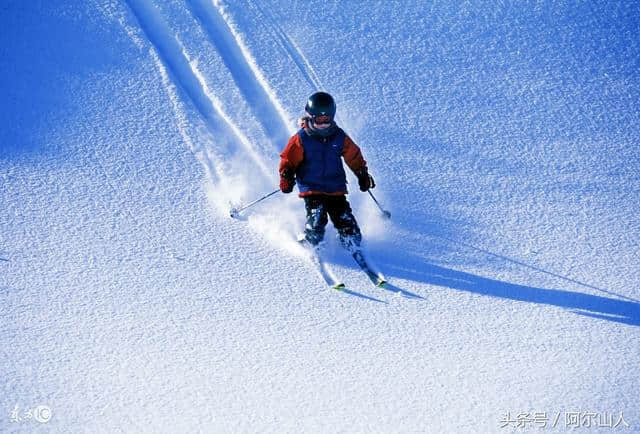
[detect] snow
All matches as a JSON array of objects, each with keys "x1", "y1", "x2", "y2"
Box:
[{"x1": 1, "y1": 0, "x2": 639, "y2": 432}]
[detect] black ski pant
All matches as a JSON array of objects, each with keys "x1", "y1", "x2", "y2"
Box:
[{"x1": 303, "y1": 195, "x2": 362, "y2": 249}]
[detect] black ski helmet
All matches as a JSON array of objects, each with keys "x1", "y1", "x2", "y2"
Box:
[{"x1": 305, "y1": 92, "x2": 336, "y2": 121}]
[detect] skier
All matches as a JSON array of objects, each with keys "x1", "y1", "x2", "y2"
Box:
[{"x1": 279, "y1": 91, "x2": 376, "y2": 251}]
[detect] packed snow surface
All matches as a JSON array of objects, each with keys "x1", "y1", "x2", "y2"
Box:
[{"x1": 1, "y1": 1, "x2": 639, "y2": 432}]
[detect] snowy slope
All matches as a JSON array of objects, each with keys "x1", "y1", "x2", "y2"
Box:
[{"x1": 1, "y1": 1, "x2": 639, "y2": 432}]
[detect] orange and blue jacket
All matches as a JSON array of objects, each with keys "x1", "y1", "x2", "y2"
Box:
[{"x1": 279, "y1": 125, "x2": 367, "y2": 197}]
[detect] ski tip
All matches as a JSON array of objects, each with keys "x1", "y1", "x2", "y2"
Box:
[
  {"x1": 376, "y1": 279, "x2": 388, "y2": 288},
  {"x1": 332, "y1": 283, "x2": 346, "y2": 290}
]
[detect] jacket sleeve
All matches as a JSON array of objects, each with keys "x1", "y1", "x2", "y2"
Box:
[
  {"x1": 279, "y1": 134, "x2": 304, "y2": 175},
  {"x1": 342, "y1": 135, "x2": 367, "y2": 173}
]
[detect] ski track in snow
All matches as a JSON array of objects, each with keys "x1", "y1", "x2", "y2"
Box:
[
  {"x1": 243, "y1": 2, "x2": 356, "y2": 129},
  {"x1": 112, "y1": 2, "x2": 225, "y2": 191},
  {"x1": 123, "y1": 0, "x2": 640, "y2": 401},
  {"x1": 186, "y1": 0, "x2": 294, "y2": 146},
  {"x1": 4, "y1": 1, "x2": 640, "y2": 432},
  {"x1": 125, "y1": 0, "x2": 272, "y2": 180},
  {"x1": 100, "y1": 0, "x2": 640, "y2": 305},
  {"x1": 125, "y1": 0, "x2": 329, "y2": 275},
  {"x1": 150, "y1": 49, "x2": 220, "y2": 183},
  {"x1": 247, "y1": 0, "x2": 324, "y2": 91}
]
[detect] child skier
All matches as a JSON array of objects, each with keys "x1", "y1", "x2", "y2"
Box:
[{"x1": 278, "y1": 92, "x2": 375, "y2": 251}]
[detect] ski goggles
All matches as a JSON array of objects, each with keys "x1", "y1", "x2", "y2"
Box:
[{"x1": 312, "y1": 114, "x2": 332, "y2": 124}]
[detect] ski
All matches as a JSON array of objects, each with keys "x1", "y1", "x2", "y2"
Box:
[
  {"x1": 300, "y1": 241, "x2": 345, "y2": 290},
  {"x1": 351, "y1": 249, "x2": 387, "y2": 287}
]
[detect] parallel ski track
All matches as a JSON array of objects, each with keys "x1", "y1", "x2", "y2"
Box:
[
  {"x1": 124, "y1": 1, "x2": 397, "y2": 294},
  {"x1": 125, "y1": 0, "x2": 271, "y2": 178},
  {"x1": 186, "y1": 0, "x2": 293, "y2": 147},
  {"x1": 247, "y1": 0, "x2": 324, "y2": 91}
]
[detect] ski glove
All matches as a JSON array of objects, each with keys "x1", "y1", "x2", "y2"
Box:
[
  {"x1": 280, "y1": 169, "x2": 295, "y2": 194},
  {"x1": 356, "y1": 168, "x2": 375, "y2": 192}
]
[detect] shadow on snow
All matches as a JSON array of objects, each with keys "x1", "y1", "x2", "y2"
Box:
[
  {"x1": 338, "y1": 287, "x2": 387, "y2": 304},
  {"x1": 377, "y1": 250, "x2": 640, "y2": 327}
]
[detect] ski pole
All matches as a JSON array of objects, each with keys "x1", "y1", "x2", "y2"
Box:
[
  {"x1": 368, "y1": 190, "x2": 391, "y2": 219},
  {"x1": 229, "y1": 188, "x2": 280, "y2": 218}
]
